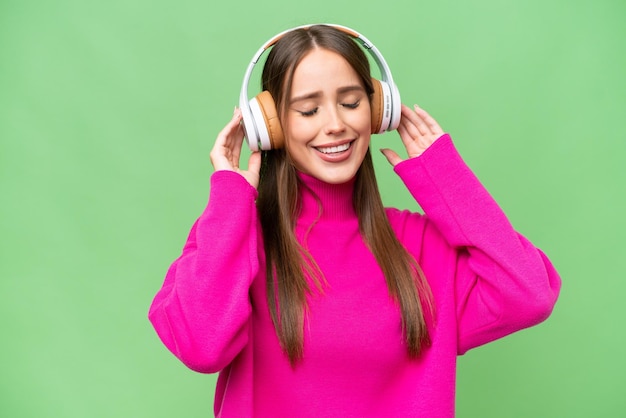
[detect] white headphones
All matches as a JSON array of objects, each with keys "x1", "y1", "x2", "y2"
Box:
[{"x1": 239, "y1": 24, "x2": 402, "y2": 151}]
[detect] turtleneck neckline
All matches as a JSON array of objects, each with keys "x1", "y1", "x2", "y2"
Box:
[{"x1": 297, "y1": 171, "x2": 357, "y2": 222}]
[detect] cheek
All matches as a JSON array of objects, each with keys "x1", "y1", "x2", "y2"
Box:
[
  {"x1": 353, "y1": 103, "x2": 372, "y2": 134},
  {"x1": 284, "y1": 117, "x2": 319, "y2": 148}
]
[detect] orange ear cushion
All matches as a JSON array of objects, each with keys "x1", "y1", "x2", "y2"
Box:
[
  {"x1": 256, "y1": 91, "x2": 285, "y2": 149},
  {"x1": 370, "y1": 78, "x2": 383, "y2": 134}
]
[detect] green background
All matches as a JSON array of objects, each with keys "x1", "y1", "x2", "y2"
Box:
[{"x1": 1, "y1": 0, "x2": 624, "y2": 416}]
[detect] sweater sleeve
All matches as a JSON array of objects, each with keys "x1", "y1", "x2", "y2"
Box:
[
  {"x1": 148, "y1": 170, "x2": 259, "y2": 373},
  {"x1": 394, "y1": 134, "x2": 561, "y2": 355}
]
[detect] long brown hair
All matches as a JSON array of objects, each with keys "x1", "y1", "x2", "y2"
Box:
[{"x1": 256, "y1": 25, "x2": 433, "y2": 365}]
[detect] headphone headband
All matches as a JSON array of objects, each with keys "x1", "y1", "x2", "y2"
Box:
[{"x1": 239, "y1": 24, "x2": 401, "y2": 151}]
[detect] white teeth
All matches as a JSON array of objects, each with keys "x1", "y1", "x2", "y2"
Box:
[{"x1": 317, "y1": 143, "x2": 350, "y2": 154}]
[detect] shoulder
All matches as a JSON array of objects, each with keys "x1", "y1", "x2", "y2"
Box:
[
  {"x1": 385, "y1": 207, "x2": 433, "y2": 247},
  {"x1": 385, "y1": 207, "x2": 424, "y2": 232},
  {"x1": 384, "y1": 207, "x2": 454, "y2": 263}
]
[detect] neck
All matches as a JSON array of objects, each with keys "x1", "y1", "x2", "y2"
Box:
[{"x1": 297, "y1": 172, "x2": 356, "y2": 222}]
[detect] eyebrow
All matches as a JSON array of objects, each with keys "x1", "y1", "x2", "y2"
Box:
[{"x1": 290, "y1": 85, "x2": 365, "y2": 104}]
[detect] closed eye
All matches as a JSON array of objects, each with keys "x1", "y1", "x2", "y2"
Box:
[
  {"x1": 342, "y1": 100, "x2": 360, "y2": 109},
  {"x1": 299, "y1": 107, "x2": 319, "y2": 117}
]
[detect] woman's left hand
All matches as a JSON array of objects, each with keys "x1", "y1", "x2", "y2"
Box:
[{"x1": 381, "y1": 104, "x2": 445, "y2": 167}]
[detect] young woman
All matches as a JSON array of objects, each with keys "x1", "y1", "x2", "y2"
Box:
[{"x1": 149, "y1": 24, "x2": 561, "y2": 417}]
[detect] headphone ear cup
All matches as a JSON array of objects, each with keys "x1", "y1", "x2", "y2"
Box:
[
  {"x1": 251, "y1": 91, "x2": 285, "y2": 150},
  {"x1": 370, "y1": 78, "x2": 384, "y2": 134},
  {"x1": 370, "y1": 78, "x2": 394, "y2": 134}
]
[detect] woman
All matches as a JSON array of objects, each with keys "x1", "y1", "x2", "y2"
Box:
[{"x1": 149, "y1": 24, "x2": 561, "y2": 417}]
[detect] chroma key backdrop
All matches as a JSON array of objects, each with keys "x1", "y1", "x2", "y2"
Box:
[{"x1": 1, "y1": 0, "x2": 624, "y2": 416}]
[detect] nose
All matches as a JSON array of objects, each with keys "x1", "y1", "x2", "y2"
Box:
[{"x1": 323, "y1": 106, "x2": 346, "y2": 135}]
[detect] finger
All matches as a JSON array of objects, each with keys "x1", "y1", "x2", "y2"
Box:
[
  {"x1": 380, "y1": 148, "x2": 404, "y2": 167},
  {"x1": 398, "y1": 120, "x2": 428, "y2": 158},
  {"x1": 397, "y1": 120, "x2": 423, "y2": 152},
  {"x1": 229, "y1": 123, "x2": 245, "y2": 168},
  {"x1": 401, "y1": 104, "x2": 430, "y2": 137},
  {"x1": 247, "y1": 151, "x2": 262, "y2": 176},
  {"x1": 413, "y1": 105, "x2": 444, "y2": 135},
  {"x1": 226, "y1": 111, "x2": 245, "y2": 146},
  {"x1": 213, "y1": 111, "x2": 241, "y2": 152},
  {"x1": 211, "y1": 111, "x2": 245, "y2": 170}
]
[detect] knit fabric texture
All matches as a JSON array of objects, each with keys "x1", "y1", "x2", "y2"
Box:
[{"x1": 149, "y1": 134, "x2": 561, "y2": 417}]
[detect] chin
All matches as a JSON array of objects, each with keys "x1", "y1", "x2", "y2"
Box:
[{"x1": 316, "y1": 166, "x2": 360, "y2": 184}]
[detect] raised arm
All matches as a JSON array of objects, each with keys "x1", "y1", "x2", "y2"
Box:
[
  {"x1": 385, "y1": 104, "x2": 561, "y2": 354},
  {"x1": 148, "y1": 109, "x2": 262, "y2": 372}
]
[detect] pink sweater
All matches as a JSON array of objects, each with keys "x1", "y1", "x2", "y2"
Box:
[{"x1": 149, "y1": 134, "x2": 561, "y2": 417}]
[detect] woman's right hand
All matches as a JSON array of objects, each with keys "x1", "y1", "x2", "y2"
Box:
[{"x1": 210, "y1": 108, "x2": 262, "y2": 189}]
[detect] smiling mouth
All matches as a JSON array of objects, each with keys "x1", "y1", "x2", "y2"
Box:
[{"x1": 315, "y1": 141, "x2": 352, "y2": 154}]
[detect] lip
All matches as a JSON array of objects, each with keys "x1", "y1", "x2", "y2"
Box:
[{"x1": 313, "y1": 139, "x2": 355, "y2": 163}]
